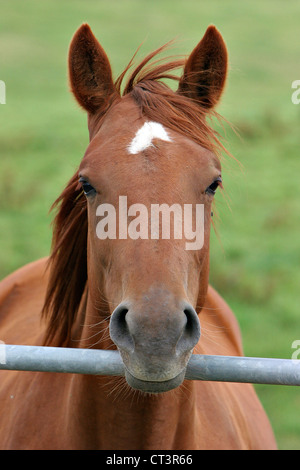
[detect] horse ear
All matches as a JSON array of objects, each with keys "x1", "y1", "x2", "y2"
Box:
[
  {"x1": 178, "y1": 25, "x2": 228, "y2": 109},
  {"x1": 68, "y1": 24, "x2": 117, "y2": 114}
]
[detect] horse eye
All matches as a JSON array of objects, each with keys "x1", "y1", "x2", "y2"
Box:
[
  {"x1": 205, "y1": 177, "x2": 222, "y2": 196},
  {"x1": 79, "y1": 177, "x2": 96, "y2": 196}
]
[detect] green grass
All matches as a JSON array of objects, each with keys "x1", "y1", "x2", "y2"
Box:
[{"x1": 1, "y1": 0, "x2": 300, "y2": 449}]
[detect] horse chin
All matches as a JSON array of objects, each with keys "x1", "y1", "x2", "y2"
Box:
[{"x1": 124, "y1": 369, "x2": 186, "y2": 394}]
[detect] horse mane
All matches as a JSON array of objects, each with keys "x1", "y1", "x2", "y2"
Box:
[
  {"x1": 42, "y1": 44, "x2": 228, "y2": 346},
  {"x1": 42, "y1": 172, "x2": 87, "y2": 346}
]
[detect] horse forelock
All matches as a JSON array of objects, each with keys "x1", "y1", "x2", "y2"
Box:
[{"x1": 115, "y1": 42, "x2": 230, "y2": 159}]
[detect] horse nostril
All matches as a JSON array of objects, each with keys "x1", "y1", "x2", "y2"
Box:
[
  {"x1": 176, "y1": 304, "x2": 201, "y2": 354},
  {"x1": 109, "y1": 303, "x2": 134, "y2": 353},
  {"x1": 117, "y1": 307, "x2": 129, "y2": 321},
  {"x1": 184, "y1": 307, "x2": 197, "y2": 333}
]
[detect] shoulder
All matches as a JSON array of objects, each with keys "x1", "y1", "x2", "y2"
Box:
[{"x1": 0, "y1": 258, "x2": 49, "y2": 298}]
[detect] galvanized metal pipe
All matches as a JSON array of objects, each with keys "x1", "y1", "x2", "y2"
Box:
[
  {"x1": 0, "y1": 344, "x2": 300, "y2": 386},
  {"x1": 0, "y1": 345, "x2": 124, "y2": 376},
  {"x1": 186, "y1": 354, "x2": 300, "y2": 385}
]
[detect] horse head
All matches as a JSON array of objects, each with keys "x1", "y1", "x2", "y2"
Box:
[{"x1": 43, "y1": 24, "x2": 228, "y2": 393}]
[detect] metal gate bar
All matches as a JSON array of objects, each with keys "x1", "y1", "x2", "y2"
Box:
[{"x1": 0, "y1": 344, "x2": 299, "y2": 386}]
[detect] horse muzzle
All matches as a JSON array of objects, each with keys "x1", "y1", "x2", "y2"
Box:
[{"x1": 109, "y1": 289, "x2": 200, "y2": 393}]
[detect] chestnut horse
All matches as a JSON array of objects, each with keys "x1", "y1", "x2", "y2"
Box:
[{"x1": 0, "y1": 24, "x2": 277, "y2": 450}]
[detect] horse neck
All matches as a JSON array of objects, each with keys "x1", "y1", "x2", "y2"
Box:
[{"x1": 65, "y1": 372, "x2": 198, "y2": 450}]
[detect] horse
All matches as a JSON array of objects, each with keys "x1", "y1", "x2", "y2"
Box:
[{"x1": 0, "y1": 24, "x2": 277, "y2": 450}]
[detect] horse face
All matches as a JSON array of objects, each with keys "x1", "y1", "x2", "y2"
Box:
[
  {"x1": 79, "y1": 98, "x2": 224, "y2": 391},
  {"x1": 69, "y1": 24, "x2": 227, "y2": 392}
]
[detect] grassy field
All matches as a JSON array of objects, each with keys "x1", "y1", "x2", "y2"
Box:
[{"x1": 1, "y1": 0, "x2": 300, "y2": 449}]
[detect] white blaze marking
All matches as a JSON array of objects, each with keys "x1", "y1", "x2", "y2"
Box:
[{"x1": 128, "y1": 121, "x2": 172, "y2": 154}]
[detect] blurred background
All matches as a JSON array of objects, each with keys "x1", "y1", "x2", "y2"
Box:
[{"x1": 0, "y1": 0, "x2": 299, "y2": 449}]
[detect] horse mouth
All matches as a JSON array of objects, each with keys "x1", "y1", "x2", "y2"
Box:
[{"x1": 124, "y1": 369, "x2": 186, "y2": 393}]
